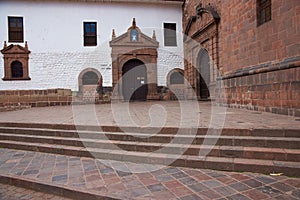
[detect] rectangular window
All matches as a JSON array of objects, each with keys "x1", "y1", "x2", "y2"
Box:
[
  {"x1": 257, "y1": 0, "x2": 271, "y2": 26},
  {"x1": 164, "y1": 23, "x2": 177, "y2": 47},
  {"x1": 8, "y1": 17, "x2": 24, "y2": 42},
  {"x1": 84, "y1": 22, "x2": 97, "y2": 46}
]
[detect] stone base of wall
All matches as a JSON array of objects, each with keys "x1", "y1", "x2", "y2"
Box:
[
  {"x1": 217, "y1": 57, "x2": 300, "y2": 117},
  {"x1": 82, "y1": 85, "x2": 98, "y2": 103},
  {"x1": 74, "y1": 87, "x2": 113, "y2": 104},
  {"x1": 0, "y1": 89, "x2": 72, "y2": 112}
]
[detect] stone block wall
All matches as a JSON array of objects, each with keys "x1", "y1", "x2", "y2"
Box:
[
  {"x1": 82, "y1": 85, "x2": 98, "y2": 103},
  {"x1": 219, "y1": 0, "x2": 300, "y2": 73},
  {"x1": 218, "y1": 58, "x2": 300, "y2": 116},
  {"x1": 183, "y1": 0, "x2": 300, "y2": 116},
  {"x1": 0, "y1": 89, "x2": 72, "y2": 112}
]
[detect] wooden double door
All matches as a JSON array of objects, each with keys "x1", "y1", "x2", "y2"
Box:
[{"x1": 122, "y1": 59, "x2": 148, "y2": 101}]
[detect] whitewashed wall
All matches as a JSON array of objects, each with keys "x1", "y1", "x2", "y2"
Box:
[{"x1": 0, "y1": 0, "x2": 183, "y2": 91}]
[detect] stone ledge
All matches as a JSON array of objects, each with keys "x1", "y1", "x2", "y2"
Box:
[{"x1": 0, "y1": 89, "x2": 73, "y2": 112}]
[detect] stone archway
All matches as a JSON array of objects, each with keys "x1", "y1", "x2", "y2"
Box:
[
  {"x1": 167, "y1": 68, "x2": 184, "y2": 87},
  {"x1": 78, "y1": 68, "x2": 102, "y2": 102},
  {"x1": 166, "y1": 68, "x2": 185, "y2": 100},
  {"x1": 183, "y1": 4, "x2": 220, "y2": 100}
]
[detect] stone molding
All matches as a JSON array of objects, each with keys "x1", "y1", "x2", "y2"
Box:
[
  {"x1": 219, "y1": 56, "x2": 300, "y2": 80},
  {"x1": 1, "y1": 41, "x2": 31, "y2": 81}
]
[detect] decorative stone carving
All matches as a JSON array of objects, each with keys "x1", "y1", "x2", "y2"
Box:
[
  {"x1": 183, "y1": 5, "x2": 221, "y2": 100},
  {"x1": 1, "y1": 41, "x2": 31, "y2": 81},
  {"x1": 109, "y1": 18, "x2": 159, "y2": 100}
]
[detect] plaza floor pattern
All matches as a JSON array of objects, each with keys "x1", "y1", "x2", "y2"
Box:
[
  {"x1": 0, "y1": 101, "x2": 299, "y2": 199},
  {"x1": 0, "y1": 148, "x2": 299, "y2": 200}
]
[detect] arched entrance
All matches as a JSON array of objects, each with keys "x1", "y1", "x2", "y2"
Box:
[
  {"x1": 78, "y1": 68, "x2": 102, "y2": 92},
  {"x1": 122, "y1": 59, "x2": 148, "y2": 101},
  {"x1": 197, "y1": 49, "x2": 210, "y2": 100},
  {"x1": 78, "y1": 68, "x2": 102, "y2": 102},
  {"x1": 82, "y1": 71, "x2": 99, "y2": 85},
  {"x1": 166, "y1": 68, "x2": 185, "y2": 100},
  {"x1": 168, "y1": 69, "x2": 184, "y2": 85}
]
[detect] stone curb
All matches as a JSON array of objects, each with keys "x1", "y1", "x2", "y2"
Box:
[{"x1": 0, "y1": 174, "x2": 118, "y2": 200}]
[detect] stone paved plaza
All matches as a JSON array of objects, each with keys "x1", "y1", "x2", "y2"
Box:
[
  {"x1": 0, "y1": 101, "x2": 299, "y2": 199},
  {"x1": 0, "y1": 101, "x2": 299, "y2": 129},
  {"x1": 0, "y1": 148, "x2": 300, "y2": 200}
]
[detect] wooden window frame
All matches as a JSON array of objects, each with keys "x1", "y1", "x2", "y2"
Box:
[
  {"x1": 257, "y1": 0, "x2": 272, "y2": 26},
  {"x1": 164, "y1": 23, "x2": 177, "y2": 47},
  {"x1": 84, "y1": 22, "x2": 97, "y2": 46},
  {"x1": 8, "y1": 16, "x2": 24, "y2": 43}
]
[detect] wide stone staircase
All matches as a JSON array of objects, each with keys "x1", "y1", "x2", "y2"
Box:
[{"x1": 0, "y1": 122, "x2": 299, "y2": 177}]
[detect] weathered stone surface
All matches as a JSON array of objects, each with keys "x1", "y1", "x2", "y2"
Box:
[{"x1": 183, "y1": 0, "x2": 300, "y2": 116}]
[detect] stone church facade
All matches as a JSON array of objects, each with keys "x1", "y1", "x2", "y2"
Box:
[
  {"x1": 0, "y1": 0, "x2": 184, "y2": 103},
  {"x1": 1, "y1": 0, "x2": 300, "y2": 116},
  {"x1": 183, "y1": 0, "x2": 300, "y2": 116}
]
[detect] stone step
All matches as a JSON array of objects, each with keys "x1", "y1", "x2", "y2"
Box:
[
  {"x1": 0, "y1": 140, "x2": 299, "y2": 177},
  {"x1": 1, "y1": 123, "x2": 299, "y2": 176},
  {"x1": 0, "y1": 130, "x2": 299, "y2": 149},
  {"x1": 0, "y1": 123, "x2": 299, "y2": 137},
  {"x1": 0, "y1": 133, "x2": 299, "y2": 162}
]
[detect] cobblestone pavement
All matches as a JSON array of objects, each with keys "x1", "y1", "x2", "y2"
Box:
[
  {"x1": 0, "y1": 101, "x2": 299, "y2": 130},
  {"x1": 0, "y1": 148, "x2": 299, "y2": 200},
  {"x1": 0, "y1": 183, "x2": 72, "y2": 200}
]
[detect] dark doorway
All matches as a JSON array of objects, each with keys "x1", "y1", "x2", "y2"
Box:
[
  {"x1": 122, "y1": 59, "x2": 148, "y2": 101},
  {"x1": 170, "y1": 70, "x2": 184, "y2": 85},
  {"x1": 197, "y1": 49, "x2": 210, "y2": 100},
  {"x1": 82, "y1": 71, "x2": 99, "y2": 85}
]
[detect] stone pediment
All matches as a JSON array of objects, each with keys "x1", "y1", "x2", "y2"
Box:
[
  {"x1": 1, "y1": 41, "x2": 31, "y2": 81},
  {"x1": 110, "y1": 18, "x2": 159, "y2": 49},
  {"x1": 1, "y1": 42, "x2": 31, "y2": 54}
]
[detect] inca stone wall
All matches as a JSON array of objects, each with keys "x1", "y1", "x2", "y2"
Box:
[{"x1": 183, "y1": 0, "x2": 300, "y2": 116}]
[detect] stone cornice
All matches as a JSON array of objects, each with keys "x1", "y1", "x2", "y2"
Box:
[{"x1": 218, "y1": 56, "x2": 300, "y2": 80}]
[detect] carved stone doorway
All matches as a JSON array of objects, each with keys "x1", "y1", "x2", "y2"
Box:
[{"x1": 110, "y1": 18, "x2": 159, "y2": 101}]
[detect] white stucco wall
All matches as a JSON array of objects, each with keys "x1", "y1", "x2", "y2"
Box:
[{"x1": 0, "y1": 0, "x2": 183, "y2": 91}]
